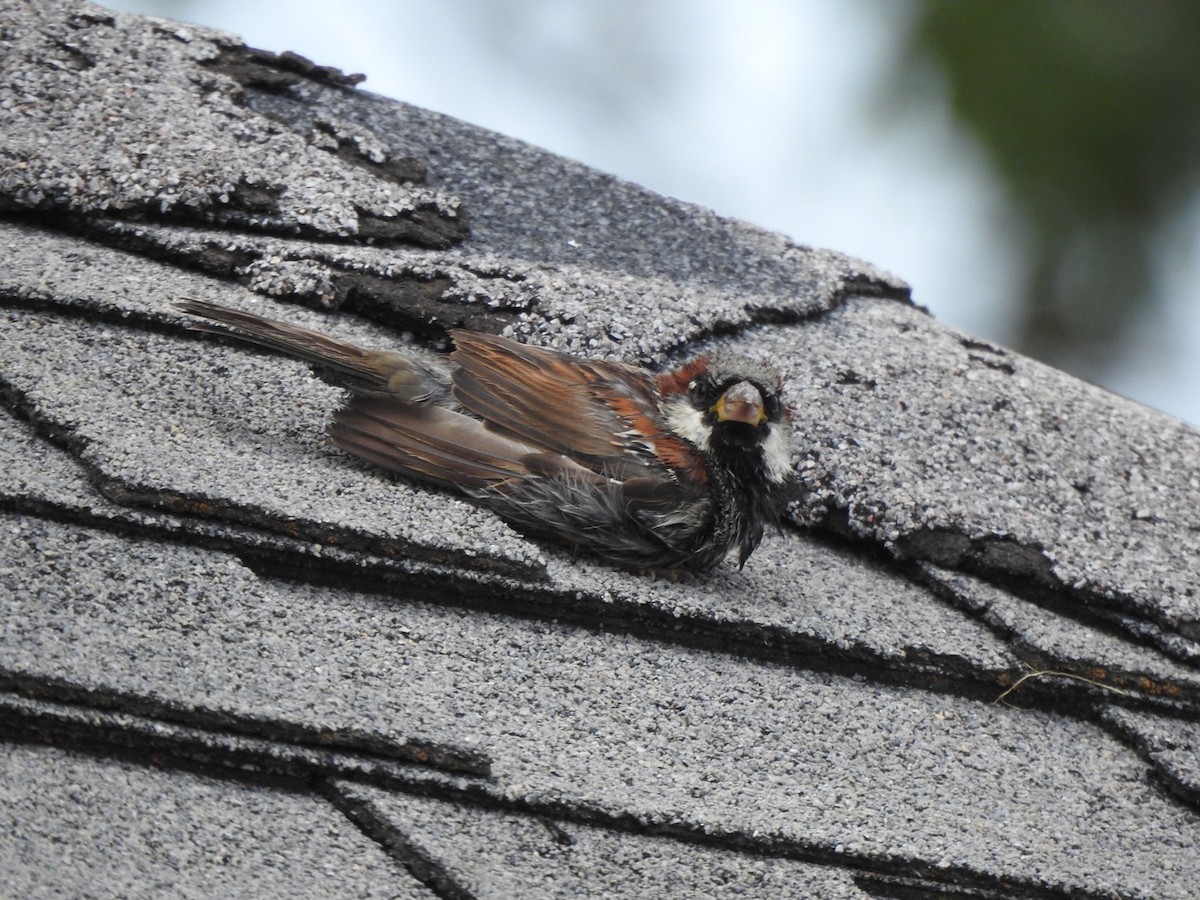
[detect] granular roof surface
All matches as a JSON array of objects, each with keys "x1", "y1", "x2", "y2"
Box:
[{"x1": 2, "y1": 3, "x2": 1198, "y2": 898}]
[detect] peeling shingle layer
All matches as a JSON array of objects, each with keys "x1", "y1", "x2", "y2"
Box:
[{"x1": 0, "y1": 4, "x2": 464, "y2": 245}]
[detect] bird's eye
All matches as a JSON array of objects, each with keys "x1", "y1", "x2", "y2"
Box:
[{"x1": 763, "y1": 393, "x2": 782, "y2": 419}]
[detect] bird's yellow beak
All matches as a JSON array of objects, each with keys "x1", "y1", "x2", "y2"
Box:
[{"x1": 713, "y1": 381, "x2": 766, "y2": 426}]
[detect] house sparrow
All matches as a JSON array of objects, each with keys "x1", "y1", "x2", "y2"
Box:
[{"x1": 178, "y1": 300, "x2": 792, "y2": 572}]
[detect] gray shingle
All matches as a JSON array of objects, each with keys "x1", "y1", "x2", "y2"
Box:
[
  {"x1": 2, "y1": 2, "x2": 1198, "y2": 897},
  {"x1": 0, "y1": 742, "x2": 428, "y2": 899},
  {"x1": 331, "y1": 783, "x2": 871, "y2": 899}
]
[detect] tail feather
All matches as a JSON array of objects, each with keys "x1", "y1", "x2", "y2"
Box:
[{"x1": 176, "y1": 300, "x2": 446, "y2": 401}]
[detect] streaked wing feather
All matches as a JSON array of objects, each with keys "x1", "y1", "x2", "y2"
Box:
[
  {"x1": 331, "y1": 393, "x2": 716, "y2": 570},
  {"x1": 448, "y1": 331, "x2": 662, "y2": 465},
  {"x1": 330, "y1": 398, "x2": 545, "y2": 491}
]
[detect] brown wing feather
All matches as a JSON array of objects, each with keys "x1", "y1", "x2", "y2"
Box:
[
  {"x1": 449, "y1": 331, "x2": 703, "y2": 482},
  {"x1": 329, "y1": 397, "x2": 608, "y2": 493},
  {"x1": 605, "y1": 395, "x2": 709, "y2": 486}
]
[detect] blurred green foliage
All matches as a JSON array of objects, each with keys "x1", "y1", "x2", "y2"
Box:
[{"x1": 906, "y1": 0, "x2": 1200, "y2": 377}]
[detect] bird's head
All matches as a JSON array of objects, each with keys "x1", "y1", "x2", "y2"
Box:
[{"x1": 660, "y1": 355, "x2": 792, "y2": 485}]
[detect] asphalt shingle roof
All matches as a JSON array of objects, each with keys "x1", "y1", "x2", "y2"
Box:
[{"x1": 2, "y1": 3, "x2": 1198, "y2": 898}]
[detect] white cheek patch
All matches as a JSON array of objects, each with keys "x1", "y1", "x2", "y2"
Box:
[
  {"x1": 762, "y1": 422, "x2": 792, "y2": 484},
  {"x1": 663, "y1": 398, "x2": 710, "y2": 451}
]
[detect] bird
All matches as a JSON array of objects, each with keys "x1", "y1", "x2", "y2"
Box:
[{"x1": 177, "y1": 300, "x2": 793, "y2": 572}]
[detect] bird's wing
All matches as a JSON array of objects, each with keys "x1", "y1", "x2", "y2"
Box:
[
  {"x1": 328, "y1": 398, "x2": 565, "y2": 493},
  {"x1": 330, "y1": 384, "x2": 714, "y2": 569},
  {"x1": 449, "y1": 330, "x2": 707, "y2": 483},
  {"x1": 330, "y1": 397, "x2": 705, "y2": 514}
]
